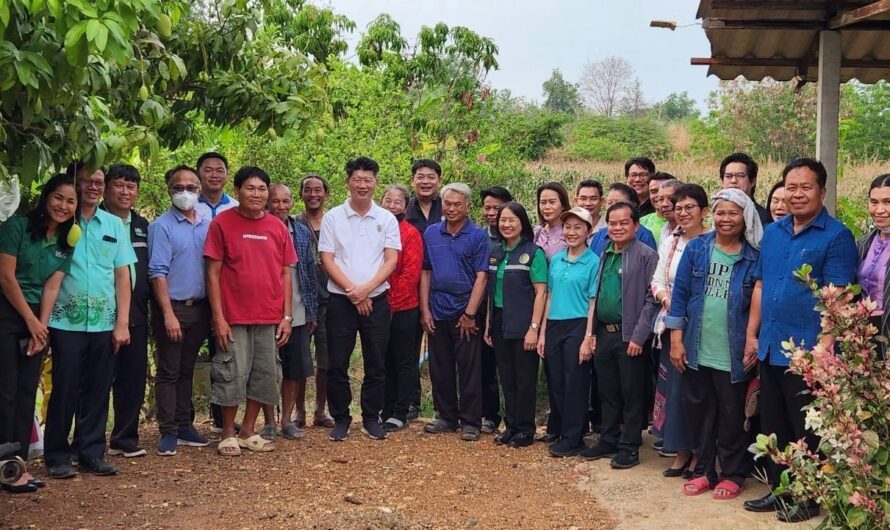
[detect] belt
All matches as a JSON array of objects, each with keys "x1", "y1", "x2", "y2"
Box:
[
  {"x1": 171, "y1": 298, "x2": 206, "y2": 307},
  {"x1": 599, "y1": 321, "x2": 621, "y2": 333}
]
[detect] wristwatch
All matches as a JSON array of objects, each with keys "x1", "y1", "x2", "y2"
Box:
[
  {"x1": 530, "y1": 322, "x2": 540, "y2": 330},
  {"x1": 283, "y1": 315, "x2": 293, "y2": 323}
]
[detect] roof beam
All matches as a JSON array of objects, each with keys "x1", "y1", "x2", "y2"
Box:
[
  {"x1": 691, "y1": 57, "x2": 890, "y2": 68},
  {"x1": 703, "y1": 17, "x2": 890, "y2": 30},
  {"x1": 829, "y1": 0, "x2": 890, "y2": 28},
  {"x1": 709, "y1": 1, "x2": 871, "y2": 10}
]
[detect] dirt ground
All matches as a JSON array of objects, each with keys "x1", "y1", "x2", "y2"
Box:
[{"x1": 2, "y1": 423, "x2": 822, "y2": 530}]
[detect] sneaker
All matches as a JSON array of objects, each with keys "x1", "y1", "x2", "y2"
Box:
[
  {"x1": 548, "y1": 439, "x2": 582, "y2": 458},
  {"x1": 382, "y1": 418, "x2": 407, "y2": 432},
  {"x1": 480, "y1": 418, "x2": 496, "y2": 434},
  {"x1": 329, "y1": 422, "x2": 350, "y2": 441},
  {"x1": 580, "y1": 443, "x2": 618, "y2": 461},
  {"x1": 658, "y1": 448, "x2": 678, "y2": 458},
  {"x1": 610, "y1": 450, "x2": 640, "y2": 469},
  {"x1": 157, "y1": 433, "x2": 178, "y2": 456},
  {"x1": 651, "y1": 439, "x2": 664, "y2": 450},
  {"x1": 460, "y1": 426, "x2": 481, "y2": 441},
  {"x1": 406, "y1": 404, "x2": 420, "y2": 422},
  {"x1": 177, "y1": 425, "x2": 210, "y2": 447},
  {"x1": 424, "y1": 419, "x2": 459, "y2": 434},
  {"x1": 258, "y1": 424, "x2": 278, "y2": 441},
  {"x1": 361, "y1": 420, "x2": 388, "y2": 440},
  {"x1": 107, "y1": 445, "x2": 147, "y2": 458}
]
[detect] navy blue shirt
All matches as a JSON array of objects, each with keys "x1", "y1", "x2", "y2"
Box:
[
  {"x1": 755, "y1": 208, "x2": 857, "y2": 366},
  {"x1": 423, "y1": 220, "x2": 490, "y2": 320}
]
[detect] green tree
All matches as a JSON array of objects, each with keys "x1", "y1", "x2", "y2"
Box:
[
  {"x1": 652, "y1": 91, "x2": 699, "y2": 121},
  {"x1": 542, "y1": 69, "x2": 580, "y2": 115},
  {"x1": 840, "y1": 81, "x2": 890, "y2": 161}
]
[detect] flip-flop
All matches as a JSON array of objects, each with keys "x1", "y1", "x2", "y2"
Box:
[
  {"x1": 280, "y1": 423, "x2": 307, "y2": 440},
  {"x1": 217, "y1": 437, "x2": 242, "y2": 457},
  {"x1": 237, "y1": 434, "x2": 275, "y2": 452},
  {"x1": 712, "y1": 479, "x2": 743, "y2": 500},
  {"x1": 683, "y1": 476, "x2": 715, "y2": 496},
  {"x1": 313, "y1": 414, "x2": 335, "y2": 428}
]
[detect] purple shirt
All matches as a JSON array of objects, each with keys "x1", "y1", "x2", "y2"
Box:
[
  {"x1": 533, "y1": 223, "x2": 567, "y2": 260},
  {"x1": 858, "y1": 234, "x2": 890, "y2": 312}
]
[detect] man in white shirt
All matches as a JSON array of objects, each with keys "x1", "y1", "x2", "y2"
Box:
[
  {"x1": 194, "y1": 152, "x2": 238, "y2": 221},
  {"x1": 318, "y1": 156, "x2": 401, "y2": 441}
]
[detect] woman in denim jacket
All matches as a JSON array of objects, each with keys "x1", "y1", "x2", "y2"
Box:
[{"x1": 663, "y1": 188, "x2": 762, "y2": 501}]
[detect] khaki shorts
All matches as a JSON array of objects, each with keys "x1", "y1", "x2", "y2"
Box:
[{"x1": 210, "y1": 325, "x2": 281, "y2": 407}]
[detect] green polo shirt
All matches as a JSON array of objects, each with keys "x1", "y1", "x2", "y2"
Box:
[
  {"x1": 597, "y1": 243, "x2": 622, "y2": 324},
  {"x1": 639, "y1": 213, "x2": 668, "y2": 247},
  {"x1": 50, "y1": 208, "x2": 137, "y2": 332},
  {"x1": 0, "y1": 215, "x2": 73, "y2": 304},
  {"x1": 493, "y1": 244, "x2": 548, "y2": 308}
]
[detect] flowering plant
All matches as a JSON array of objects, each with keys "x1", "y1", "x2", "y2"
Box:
[{"x1": 750, "y1": 265, "x2": 889, "y2": 529}]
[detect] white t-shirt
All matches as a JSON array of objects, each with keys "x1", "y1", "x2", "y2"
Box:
[
  {"x1": 318, "y1": 200, "x2": 402, "y2": 297},
  {"x1": 195, "y1": 193, "x2": 239, "y2": 221}
]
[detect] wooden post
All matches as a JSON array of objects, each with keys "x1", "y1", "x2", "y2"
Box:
[{"x1": 816, "y1": 30, "x2": 841, "y2": 215}]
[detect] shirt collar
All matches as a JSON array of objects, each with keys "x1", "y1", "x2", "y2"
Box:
[
  {"x1": 343, "y1": 200, "x2": 380, "y2": 219},
  {"x1": 559, "y1": 246, "x2": 594, "y2": 265},
  {"x1": 199, "y1": 193, "x2": 232, "y2": 208},
  {"x1": 777, "y1": 207, "x2": 829, "y2": 236},
  {"x1": 170, "y1": 206, "x2": 207, "y2": 224},
  {"x1": 438, "y1": 218, "x2": 474, "y2": 235}
]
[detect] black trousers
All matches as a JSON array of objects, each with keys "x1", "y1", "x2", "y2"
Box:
[
  {"x1": 683, "y1": 365, "x2": 751, "y2": 485},
  {"x1": 45, "y1": 329, "x2": 116, "y2": 466},
  {"x1": 759, "y1": 362, "x2": 819, "y2": 486},
  {"x1": 478, "y1": 305, "x2": 501, "y2": 425},
  {"x1": 544, "y1": 318, "x2": 589, "y2": 447},
  {"x1": 588, "y1": 363, "x2": 602, "y2": 429},
  {"x1": 410, "y1": 320, "x2": 424, "y2": 409},
  {"x1": 0, "y1": 301, "x2": 43, "y2": 461},
  {"x1": 595, "y1": 326, "x2": 650, "y2": 452},
  {"x1": 326, "y1": 293, "x2": 390, "y2": 424},
  {"x1": 110, "y1": 324, "x2": 148, "y2": 449},
  {"x1": 428, "y1": 316, "x2": 482, "y2": 429},
  {"x1": 383, "y1": 308, "x2": 420, "y2": 422},
  {"x1": 154, "y1": 302, "x2": 211, "y2": 435},
  {"x1": 492, "y1": 309, "x2": 538, "y2": 435}
]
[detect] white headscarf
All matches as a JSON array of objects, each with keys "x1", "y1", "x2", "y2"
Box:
[{"x1": 712, "y1": 188, "x2": 763, "y2": 250}]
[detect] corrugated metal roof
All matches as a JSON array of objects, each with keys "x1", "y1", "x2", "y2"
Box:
[{"x1": 696, "y1": 0, "x2": 890, "y2": 83}]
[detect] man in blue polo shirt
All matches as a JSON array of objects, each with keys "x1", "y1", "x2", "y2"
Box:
[
  {"x1": 420, "y1": 183, "x2": 490, "y2": 441},
  {"x1": 743, "y1": 158, "x2": 856, "y2": 523}
]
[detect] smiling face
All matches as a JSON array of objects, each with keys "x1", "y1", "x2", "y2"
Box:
[
  {"x1": 626, "y1": 164, "x2": 650, "y2": 198},
  {"x1": 236, "y1": 176, "x2": 269, "y2": 215},
  {"x1": 198, "y1": 157, "x2": 228, "y2": 195},
  {"x1": 538, "y1": 189, "x2": 564, "y2": 224},
  {"x1": 442, "y1": 189, "x2": 469, "y2": 224},
  {"x1": 498, "y1": 206, "x2": 521, "y2": 242},
  {"x1": 483, "y1": 196, "x2": 507, "y2": 229},
  {"x1": 606, "y1": 205, "x2": 637, "y2": 245},
  {"x1": 46, "y1": 184, "x2": 77, "y2": 226},
  {"x1": 381, "y1": 188, "x2": 407, "y2": 217},
  {"x1": 104, "y1": 177, "x2": 139, "y2": 212},
  {"x1": 300, "y1": 177, "x2": 328, "y2": 213},
  {"x1": 712, "y1": 200, "x2": 745, "y2": 240},
  {"x1": 267, "y1": 186, "x2": 293, "y2": 222},
  {"x1": 562, "y1": 216, "x2": 591, "y2": 250},
  {"x1": 868, "y1": 186, "x2": 890, "y2": 231},
  {"x1": 412, "y1": 167, "x2": 440, "y2": 201},
  {"x1": 673, "y1": 197, "x2": 706, "y2": 232},
  {"x1": 654, "y1": 184, "x2": 676, "y2": 223},
  {"x1": 784, "y1": 167, "x2": 826, "y2": 221},
  {"x1": 769, "y1": 186, "x2": 788, "y2": 220},
  {"x1": 575, "y1": 186, "x2": 602, "y2": 217},
  {"x1": 78, "y1": 169, "x2": 105, "y2": 209},
  {"x1": 347, "y1": 169, "x2": 377, "y2": 202}
]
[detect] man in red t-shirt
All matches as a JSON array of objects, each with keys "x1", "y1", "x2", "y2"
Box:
[{"x1": 204, "y1": 166, "x2": 297, "y2": 456}]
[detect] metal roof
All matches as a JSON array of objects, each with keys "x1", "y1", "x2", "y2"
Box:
[{"x1": 694, "y1": 1, "x2": 890, "y2": 83}]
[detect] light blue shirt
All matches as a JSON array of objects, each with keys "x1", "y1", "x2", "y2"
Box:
[
  {"x1": 148, "y1": 207, "x2": 210, "y2": 301},
  {"x1": 546, "y1": 247, "x2": 600, "y2": 320}
]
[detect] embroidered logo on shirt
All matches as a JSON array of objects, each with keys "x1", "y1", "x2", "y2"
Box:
[
  {"x1": 377, "y1": 224, "x2": 382, "y2": 232},
  {"x1": 134, "y1": 227, "x2": 147, "y2": 237},
  {"x1": 55, "y1": 250, "x2": 68, "y2": 259},
  {"x1": 519, "y1": 253, "x2": 530, "y2": 265},
  {"x1": 242, "y1": 234, "x2": 268, "y2": 240}
]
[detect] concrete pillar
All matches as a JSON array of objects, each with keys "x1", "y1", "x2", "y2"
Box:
[{"x1": 816, "y1": 30, "x2": 841, "y2": 215}]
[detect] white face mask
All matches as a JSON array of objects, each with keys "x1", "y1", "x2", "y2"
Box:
[{"x1": 172, "y1": 191, "x2": 198, "y2": 211}]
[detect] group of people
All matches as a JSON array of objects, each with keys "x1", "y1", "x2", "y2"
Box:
[{"x1": 1, "y1": 149, "x2": 886, "y2": 525}]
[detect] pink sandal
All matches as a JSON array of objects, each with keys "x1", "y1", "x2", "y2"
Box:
[
  {"x1": 712, "y1": 479, "x2": 743, "y2": 500},
  {"x1": 682, "y1": 476, "x2": 715, "y2": 496}
]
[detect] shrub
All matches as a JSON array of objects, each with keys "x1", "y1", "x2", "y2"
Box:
[{"x1": 565, "y1": 115, "x2": 672, "y2": 161}]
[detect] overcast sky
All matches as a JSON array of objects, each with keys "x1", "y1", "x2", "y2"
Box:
[{"x1": 326, "y1": 0, "x2": 719, "y2": 109}]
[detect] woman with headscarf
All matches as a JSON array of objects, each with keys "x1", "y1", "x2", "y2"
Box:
[
  {"x1": 664, "y1": 188, "x2": 761, "y2": 501},
  {"x1": 856, "y1": 173, "x2": 890, "y2": 359}
]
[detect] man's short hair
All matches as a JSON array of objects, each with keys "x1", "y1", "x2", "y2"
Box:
[
  {"x1": 105, "y1": 164, "x2": 141, "y2": 186},
  {"x1": 719, "y1": 152, "x2": 758, "y2": 182},
  {"x1": 233, "y1": 166, "x2": 271, "y2": 188},
  {"x1": 607, "y1": 182, "x2": 640, "y2": 207},
  {"x1": 606, "y1": 202, "x2": 641, "y2": 223},
  {"x1": 163, "y1": 164, "x2": 198, "y2": 184},
  {"x1": 624, "y1": 156, "x2": 656, "y2": 177},
  {"x1": 197, "y1": 152, "x2": 229, "y2": 170},
  {"x1": 411, "y1": 159, "x2": 442, "y2": 177},
  {"x1": 649, "y1": 171, "x2": 674, "y2": 183},
  {"x1": 345, "y1": 156, "x2": 379, "y2": 178},
  {"x1": 300, "y1": 173, "x2": 330, "y2": 193},
  {"x1": 782, "y1": 158, "x2": 828, "y2": 189},
  {"x1": 480, "y1": 186, "x2": 513, "y2": 204},
  {"x1": 576, "y1": 179, "x2": 603, "y2": 196},
  {"x1": 441, "y1": 182, "x2": 472, "y2": 204}
]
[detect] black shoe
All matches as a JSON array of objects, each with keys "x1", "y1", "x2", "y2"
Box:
[
  {"x1": 610, "y1": 450, "x2": 640, "y2": 469},
  {"x1": 1, "y1": 482, "x2": 39, "y2": 494},
  {"x1": 777, "y1": 500, "x2": 820, "y2": 523},
  {"x1": 579, "y1": 443, "x2": 618, "y2": 461},
  {"x1": 381, "y1": 418, "x2": 407, "y2": 432},
  {"x1": 80, "y1": 458, "x2": 118, "y2": 476},
  {"x1": 424, "y1": 419, "x2": 459, "y2": 434},
  {"x1": 329, "y1": 422, "x2": 350, "y2": 441},
  {"x1": 663, "y1": 454, "x2": 694, "y2": 478},
  {"x1": 406, "y1": 404, "x2": 420, "y2": 422},
  {"x1": 47, "y1": 464, "x2": 76, "y2": 479},
  {"x1": 548, "y1": 440, "x2": 581, "y2": 458},
  {"x1": 744, "y1": 492, "x2": 782, "y2": 513},
  {"x1": 361, "y1": 420, "x2": 388, "y2": 440},
  {"x1": 536, "y1": 433, "x2": 560, "y2": 443},
  {"x1": 28, "y1": 478, "x2": 46, "y2": 489},
  {"x1": 494, "y1": 430, "x2": 516, "y2": 445},
  {"x1": 508, "y1": 433, "x2": 534, "y2": 448}
]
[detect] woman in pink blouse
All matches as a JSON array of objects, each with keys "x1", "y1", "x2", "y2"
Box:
[{"x1": 533, "y1": 182, "x2": 570, "y2": 261}]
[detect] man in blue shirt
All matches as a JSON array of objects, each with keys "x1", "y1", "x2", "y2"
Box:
[
  {"x1": 148, "y1": 165, "x2": 212, "y2": 456},
  {"x1": 420, "y1": 183, "x2": 490, "y2": 441},
  {"x1": 743, "y1": 158, "x2": 857, "y2": 523}
]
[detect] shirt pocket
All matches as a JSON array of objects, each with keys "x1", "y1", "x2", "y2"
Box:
[
  {"x1": 800, "y1": 248, "x2": 825, "y2": 275},
  {"x1": 690, "y1": 266, "x2": 706, "y2": 298}
]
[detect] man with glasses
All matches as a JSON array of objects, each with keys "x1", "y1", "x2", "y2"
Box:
[
  {"x1": 719, "y1": 152, "x2": 772, "y2": 227},
  {"x1": 148, "y1": 166, "x2": 212, "y2": 456},
  {"x1": 625, "y1": 157, "x2": 657, "y2": 216},
  {"x1": 575, "y1": 179, "x2": 606, "y2": 236}
]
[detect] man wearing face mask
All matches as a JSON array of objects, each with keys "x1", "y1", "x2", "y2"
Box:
[{"x1": 147, "y1": 165, "x2": 212, "y2": 456}]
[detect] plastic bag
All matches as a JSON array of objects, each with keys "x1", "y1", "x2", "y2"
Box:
[{"x1": 0, "y1": 175, "x2": 21, "y2": 222}]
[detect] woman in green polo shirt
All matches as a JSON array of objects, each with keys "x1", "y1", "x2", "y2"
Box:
[
  {"x1": 0, "y1": 173, "x2": 77, "y2": 493},
  {"x1": 484, "y1": 202, "x2": 548, "y2": 448}
]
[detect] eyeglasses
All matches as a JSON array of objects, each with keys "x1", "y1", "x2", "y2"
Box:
[
  {"x1": 627, "y1": 172, "x2": 650, "y2": 180},
  {"x1": 83, "y1": 180, "x2": 105, "y2": 190},
  {"x1": 674, "y1": 204, "x2": 700, "y2": 214},
  {"x1": 722, "y1": 172, "x2": 749, "y2": 182},
  {"x1": 170, "y1": 185, "x2": 200, "y2": 194}
]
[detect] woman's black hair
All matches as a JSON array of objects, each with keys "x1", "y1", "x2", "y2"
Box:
[
  {"x1": 606, "y1": 182, "x2": 639, "y2": 207},
  {"x1": 671, "y1": 183, "x2": 709, "y2": 209},
  {"x1": 766, "y1": 180, "x2": 785, "y2": 209},
  {"x1": 27, "y1": 173, "x2": 76, "y2": 253},
  {"x1": 496, "y1": 201, "x2": 535, "y2": 243},
  {"x1": 868, "y1": 173, "x2": 890, "y2": 193},
  {"x1": 535, "y1": 181, "x2": 570, "y2": 226}
]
